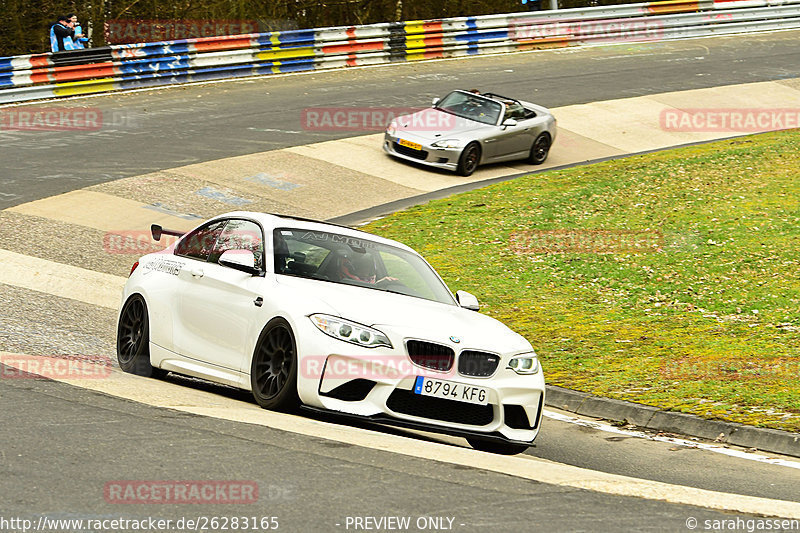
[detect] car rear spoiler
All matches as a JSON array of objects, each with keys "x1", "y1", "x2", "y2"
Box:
[{"x1": 151, "y1": 224, "x2": 185, "y2": 242}]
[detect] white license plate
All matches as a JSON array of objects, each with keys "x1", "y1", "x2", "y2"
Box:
[{"x1": 413, "y1": 376, "x2": 489, "y2": 405}]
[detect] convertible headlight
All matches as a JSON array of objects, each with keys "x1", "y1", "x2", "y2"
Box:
[
  {"x1": 431, "y1": 139, "x2": 461, "y2": 149},
  {"x1": 507, "y1": 353, "x2": 540, "y2": 375},
  {"x1": 310, "y1": 314, "x2": 392, "y2": 349},
  {"x1": 386, "y1": 122, "x2": 397, "y2": 136}
]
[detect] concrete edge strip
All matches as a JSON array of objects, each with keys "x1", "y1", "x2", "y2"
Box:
[
  {"x1": 329, "y1": 133, "x2": 754, "y2": 226},
  {"x1": 1, "y1": 354, "x2": 798, "y2": 519},
  {"x1": 545, "y1": 386, "x2": 800, "y2": 458},
  {"x1": 542, "y1": 409, "x2": 800, "y2": 471}
]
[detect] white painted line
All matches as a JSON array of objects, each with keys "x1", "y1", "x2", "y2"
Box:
[
  {"x1": 0, "y1": 249, "x2": 125, "y2": 309},
  {"x1": 1, "y1": 353, "x2": 798, "y2": 519},
  {"x1": 543, "y1": 409, "x2": 800, "y2": 470}
]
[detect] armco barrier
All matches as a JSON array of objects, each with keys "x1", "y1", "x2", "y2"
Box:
[{"x1": 1, "y1": 0, "x2": 799, "y2": 104}]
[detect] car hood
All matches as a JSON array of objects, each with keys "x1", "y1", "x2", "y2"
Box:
[
  {"x1": 392, "y1": 108, "x2": 489, "y2": 142},
  {"x1": 275, "y1": 275, "x2": 532, "y2": 353}
]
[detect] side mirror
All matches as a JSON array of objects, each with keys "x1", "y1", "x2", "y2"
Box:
[
  {"x1": 219, "y1": 250, "x2": 260, "y2": 275},
  {"x1": 502, "y1": 118, "x2": 518, "y2": 128},
  {"x1": 151, "y1": 224, "x2": 162, "y2": 241},
  {"x1": 432, "y1": 97, "x2": 440, "y2": 107},
  {"x1": 455, "y1": 290, "x2": 480, "y2": 311}
]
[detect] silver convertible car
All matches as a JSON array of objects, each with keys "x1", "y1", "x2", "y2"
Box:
[{"x1": 384, "y1": 90, "x2": 557, "y2": 176}]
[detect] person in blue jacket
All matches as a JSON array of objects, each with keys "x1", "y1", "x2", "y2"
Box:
[
  {"x1": 50, "y1": 15, "x2": 77, "y2": 52},
  {"x1": 67, "y1": 13, "x2": 89, "y2": 48}
]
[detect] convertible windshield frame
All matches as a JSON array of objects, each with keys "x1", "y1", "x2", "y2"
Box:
[{"x1": 434, "y1": 91, "x2": 504, "y2": 126}]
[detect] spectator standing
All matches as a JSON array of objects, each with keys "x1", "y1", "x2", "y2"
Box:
[
  {"x1": 50, "y1": 15, "x2": 77, "y2": 52},
  {"x1": 521, "y1": 0, "x2": 542, "y2": 10},
  {"x1": 67, "y1": 13, "x2": 89, "y2": 48}
]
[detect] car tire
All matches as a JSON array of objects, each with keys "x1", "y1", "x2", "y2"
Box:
[
  {"x1": 456, "y1": 142, "x2": 481, "y2": 176},
  {"x1": 466, "y1": 437, "x2": 529, "y2": 455},
  {"x1": 251, "y1": 317, "x2": 300, "y2": 411},
  {"x1": 116, "y1": 295, "x2": 165, "y2": 378},
  {"x1": 527, "y1": 133, "x2": 551, "y2": 165}
]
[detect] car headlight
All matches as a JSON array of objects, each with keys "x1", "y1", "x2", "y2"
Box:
[
  {"x1": 386, "y1": 122, "x2": 397, "y2": 136},
  {"x1": 507, "y1": 353, "x2": 540, "y2": 375},
  {"x1": 310, "y1": 314, "x2": 392, "y2": 349},
  {"x1": 431, "y1": 139, "x2": 461, "y2": 149}
]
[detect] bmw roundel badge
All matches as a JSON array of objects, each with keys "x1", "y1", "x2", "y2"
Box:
[{"x1": 450, "y1": 336, "x2": 461, "y2": 343}]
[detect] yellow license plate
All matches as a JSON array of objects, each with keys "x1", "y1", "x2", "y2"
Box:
[{"x1": 398, "y1": 138, "x2": 422, "y2": 151}]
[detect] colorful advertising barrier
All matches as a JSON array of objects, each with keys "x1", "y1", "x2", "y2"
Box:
[{"x1": 1, "y1": 0, "x2": 799, "y2": 104}]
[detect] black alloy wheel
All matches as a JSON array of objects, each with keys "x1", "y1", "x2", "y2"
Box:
[
  {"x1": 251, "y1": 318, "x2": 299, "y2": 411},
  {"x1": 117, "y1": 295, "x2": 163, "y2": 377},
  {"x1": 457, "y1": 142, "x2": 481, "y2": 176},
  {"x1": 528, "y1": 133, "x2": 551, "y2": 165}
]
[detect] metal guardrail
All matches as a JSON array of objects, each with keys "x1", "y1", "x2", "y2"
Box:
[{"x1": 1, "y1": 0, "x2": 798, "y2": 104}]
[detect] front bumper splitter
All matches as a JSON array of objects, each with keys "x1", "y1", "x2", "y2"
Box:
[{"x1": 300, "y1": 405, "x2": 535, "y2": 447}]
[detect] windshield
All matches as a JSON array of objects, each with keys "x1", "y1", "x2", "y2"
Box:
[
  {"x1": 435, "y1": 91, "x2": 502, "y2": 126},
  {"x1": 273, "y1": 228, "x2": 456, "y2": 305}
]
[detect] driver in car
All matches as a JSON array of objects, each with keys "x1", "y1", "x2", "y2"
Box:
[{"x1": 339, "y1": 253, "x2": 398, "y2": 285}]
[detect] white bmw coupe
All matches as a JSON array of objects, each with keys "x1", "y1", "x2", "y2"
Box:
[{"x1": 117, "y1": 211, "x2": 545, "y2": 454}]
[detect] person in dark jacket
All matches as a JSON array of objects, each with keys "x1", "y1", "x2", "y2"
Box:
[{"x1": 50, "y1": 15, "x2": 76, "y2": 52}]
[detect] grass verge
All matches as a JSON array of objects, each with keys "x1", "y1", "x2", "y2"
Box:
[{"x1": 364, "y1": 130, "x2": 800, "y2": 432}]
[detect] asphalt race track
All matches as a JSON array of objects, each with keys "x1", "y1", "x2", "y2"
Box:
[
  {"x1": 2, "y1": 30, "x2": 800, "y2": 209},
  {"x1": 1, "y1": 30, "x2": 800, "y2": 532},
  {"x1": 3, "y1": 367, "x2": 780, "y2": 532}
]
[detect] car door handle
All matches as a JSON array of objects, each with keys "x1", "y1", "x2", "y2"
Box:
[
  {"x1": 254, "y1": 297, "x2": 263, "y2": 307},
  {"x1": 189, "y1": 267, "x2": 204, "y2": 278}
]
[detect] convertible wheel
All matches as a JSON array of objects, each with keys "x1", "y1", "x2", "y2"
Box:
[
  {"x1": 466, "y1": 437, "x2": 529, "y2": 456},
  {"x1": 456, "y1": 142, "x2": 481, "y2": 177},
  {"x1": 251, "y1": 318, "x2": 299, "y2": 411},
  {"x1": 528, "y1": 133, "x2": 551, "y2": 165},
  {"x1": 117, "y1": 295, "x2": 164, "y2": 378}
]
